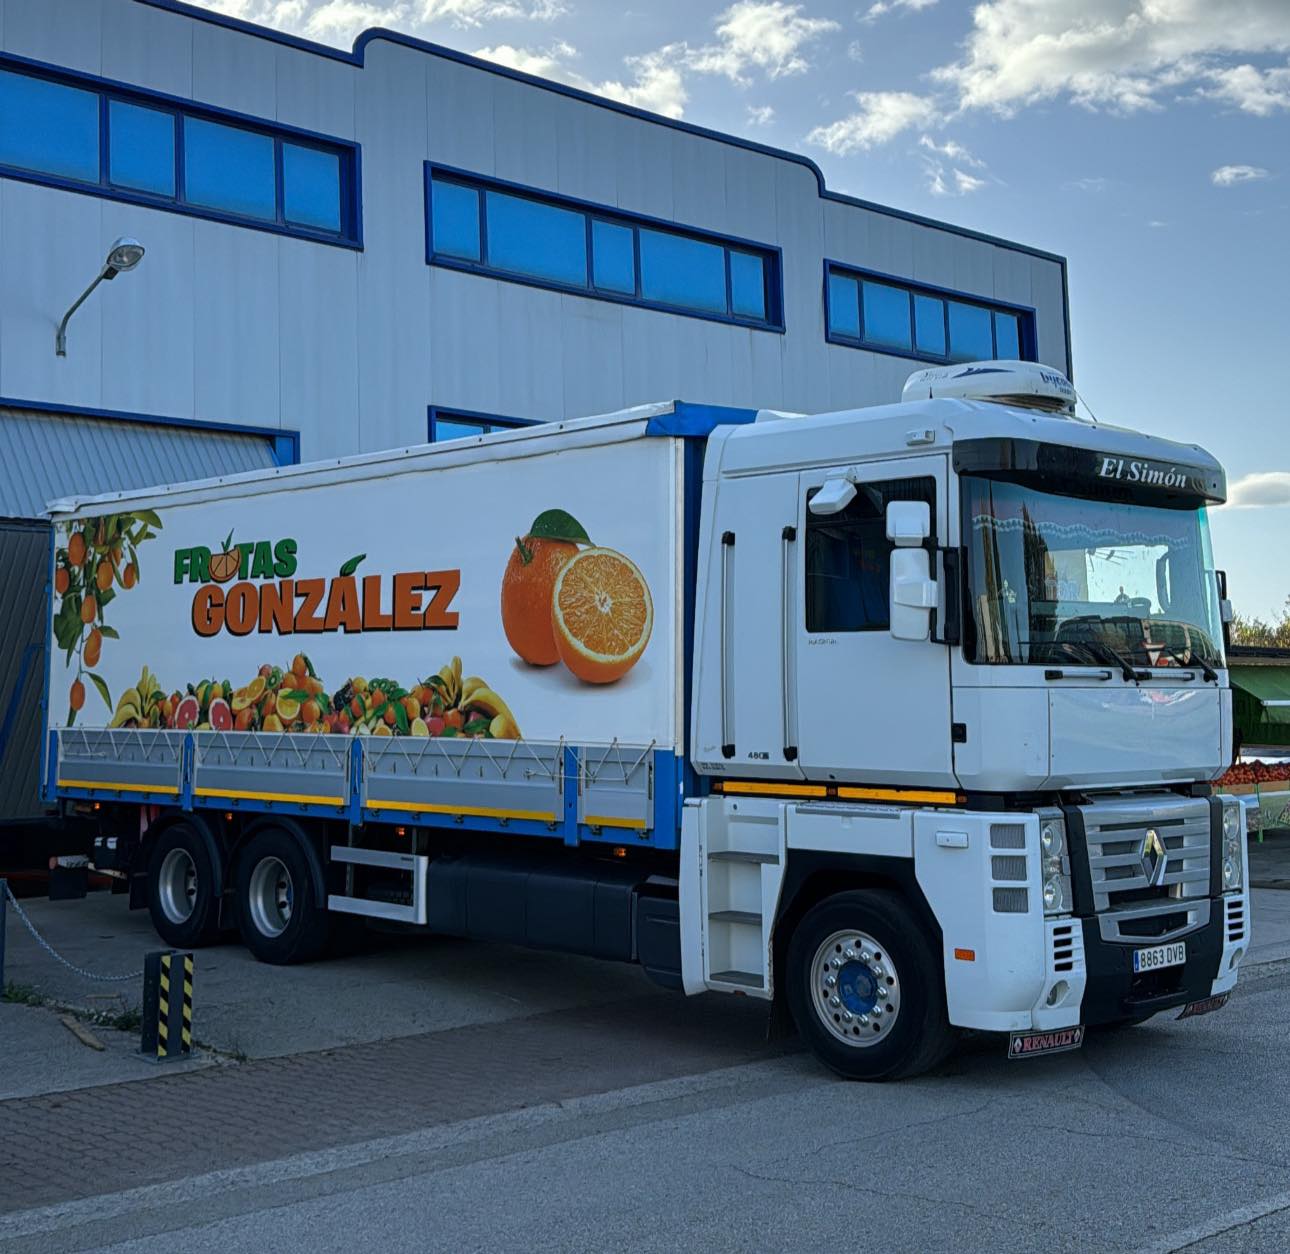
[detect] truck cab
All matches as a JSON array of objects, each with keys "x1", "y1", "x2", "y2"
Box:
[{"x1": 687, "y1": 362, "x2": 1248, "y2": 1077}]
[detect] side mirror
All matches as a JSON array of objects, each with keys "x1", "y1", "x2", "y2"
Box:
[
  {"x1": 887, "y1": 501, "x2": 935, "y2": 641},
  {"x1": 886, "y1": 500, "x2": 930, "y2": 545},
  {"x1": 1220, "y1": 598, "x2": 1234, "y2": 625},
  {"x1": 809, "y1": 476, "x2": 857, "y2": 516}
]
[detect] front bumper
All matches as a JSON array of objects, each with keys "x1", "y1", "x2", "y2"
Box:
[{"x1": 1078, "y1": 900, "x2": 1228, "y2": 1025}]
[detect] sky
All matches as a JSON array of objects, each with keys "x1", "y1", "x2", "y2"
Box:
[{"x1": 196, "y1": 0, "x2": 1289, "y2": 619}]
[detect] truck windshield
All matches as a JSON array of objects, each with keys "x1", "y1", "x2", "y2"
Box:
[{"x1": 961, "y1": 476, "x2": 1224, "y2": 668}]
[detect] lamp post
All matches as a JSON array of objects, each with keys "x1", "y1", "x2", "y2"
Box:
[{"x1": 55, "y1": 237, "x2": 145, "y2": 357}]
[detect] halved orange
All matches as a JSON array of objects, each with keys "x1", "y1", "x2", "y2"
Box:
[
  {"x1": 552, "y1": 547, "x2": 652, "y2": 684},
  {"x1": 231, "y1": 675, "x2": 267, "y2": 713}
]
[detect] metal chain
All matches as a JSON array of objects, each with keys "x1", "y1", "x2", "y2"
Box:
[{"x1": 2, "y1": 883, "x2": 142, "y2": 983}]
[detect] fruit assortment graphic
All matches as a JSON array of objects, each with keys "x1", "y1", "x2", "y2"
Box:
[
  {"x1": 501, "y1": 510, "x2": 653, "y2": 685},
  {"x1": 105, "y1": 652, "x2": 521, "y2": 739},
  {"x1": 53, "y1": 510, "x2": 162, "y2": 725}
]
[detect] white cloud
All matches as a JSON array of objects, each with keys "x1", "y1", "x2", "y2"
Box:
[
  {"x1": 1225, "y1": 472, "x2": 1290, "y2": 508},
  {"x1": 953, "y1": 168, "x2": 986, "y2": 193},
  {"x1": 934, "y1": 0, "x2": 1290, "y2": 116},
  {"x1": 864, "y1": 0, "x2": 938, "y2": 23},
  {"x1": 746, "y1": 104, "x2": 776, "y2": 125},
  {"x1": 807, "y1": 91, "x2": 939, "y2": 154},
  {"x1": 474, "y1": 41, "x2": 688, "y2": 118},
  {"x1": 687, "y1": 2, "x2": 838, "y2": 84},
  {"x1": 918, "y1": 134, "x2": 984, "y2": 167},
  {"x1": 1065, "y1": 175, "x2": 1109, "y2": 192},
  {"x1": 1211, "y1": 163, "x2": 1269, "y2": 186},
  {"x1": 418, "y1": 0, "x2": 566, "y2": 28},
  {"x1": 1203, "y1": 62, "x2": 1290, "y2": 114},
  {"x1": 199, "y1": 0, "x2": 563, "y2": 40}
]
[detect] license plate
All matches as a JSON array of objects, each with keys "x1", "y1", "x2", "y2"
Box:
[
  {"x1": 1178, "y1": 993, "x2": 1230, "y2": 1020},
  {"x1": 1132, "y1": 941, "x2": 1185, "y2": 973},
  {"x1": 1007, "y1": 1025, "x2": 1085, "y2": 1059}
]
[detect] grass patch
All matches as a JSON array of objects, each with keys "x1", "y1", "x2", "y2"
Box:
[{"x1": 2, "y1": 981, "x2": 45, "y2": 1007}]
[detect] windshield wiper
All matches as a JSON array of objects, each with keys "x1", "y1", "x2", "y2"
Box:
[
  {"x1": 1153, "y1": 644, "x2": 1219, "y2": 683},
  {"x1": 1071, "y1": 639, "x2": 1148, "y2": 684}
]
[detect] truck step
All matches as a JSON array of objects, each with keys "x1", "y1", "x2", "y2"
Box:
[
  {"x1": 709, "y1": 850, "x2": 778, "y2": 865},
  {"x1": 709, "y1": 970, "x2": 765, "y2": 989},
  {"x1": 709, "y1": 910, "x2": 761, "y2": 926}
]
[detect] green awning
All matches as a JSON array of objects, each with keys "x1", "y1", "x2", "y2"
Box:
[{"x1": 1231, "y1": 666, "x2": 1290, "y2": 728}]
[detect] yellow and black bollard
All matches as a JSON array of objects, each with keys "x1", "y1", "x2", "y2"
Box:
[{"x1": 141, "y1": 950, "x2": 194, "y2": 1061}]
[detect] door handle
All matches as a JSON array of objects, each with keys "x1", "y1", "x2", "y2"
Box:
[
  {"x1": 720, "y1": 531, "x2": 735, "y2": 759},
  {"x1": 781, "y1": 525, "x2": 798, "y2": 762}
]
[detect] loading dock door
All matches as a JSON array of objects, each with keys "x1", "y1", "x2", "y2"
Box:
[{"x1": 0, "y1": 407, "x2": 283, "y2": 825}]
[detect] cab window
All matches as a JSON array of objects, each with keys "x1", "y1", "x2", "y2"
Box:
[{"x1": 805, "y1": 477, "x2": 936, "y2": 632}]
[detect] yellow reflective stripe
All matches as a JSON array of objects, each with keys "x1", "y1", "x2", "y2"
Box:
[
  {"x1": 837, "y1": 786, "x2": 961, "y2": 805},
  {"x1": 195, "y1": 787, "x2": 345, "y2": 806},
  {"x1": 365, "y1": 799, "x2": 557, "y2": 823},
  {"x1": 583, "y1": 815, "x2": 649, "y2": 830},
  {"x1": 58, "y1": 779, "x2": 179, "y2": 794},
  {"x1": 717, "y1": 781, "x2": 829, "y2": 798}
]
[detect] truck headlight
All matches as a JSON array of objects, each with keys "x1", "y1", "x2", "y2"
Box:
[
  {"x1": 1040, "y1": 816, "x2": 1072, "y2": 917},
  {"x1": 1221, "y1": 800, "x2": 1244, "y2": 892}
]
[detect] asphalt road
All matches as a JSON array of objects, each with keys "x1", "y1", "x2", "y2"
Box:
[{"x1": 5, "y1": 956, "x2": 1290, "y2": 1253}]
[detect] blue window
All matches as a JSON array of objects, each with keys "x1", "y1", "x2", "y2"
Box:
[
  {"x1": 993, "y1": 310, "x2": 1021, "y2": 360},
  {"x1": 640, "y1": 229, "x2": 726, "y2": 313},
  {"x1": 486, "y1": 190, "x2": 586, "y2": 286},
  {"x1": 428, "y1": 407, "x2": 538, "y2": 443},
  {"x1": 108, "y1": 99, "x2": 175, "y2": 196},
  {"x1": 948, "y1": 301, "x2": 994, "y2": 362},
  {"x1": 592, "y1": 220, "x2": 635, "y2": 294},
  {"x1": 862, "y1": 280, "x2": 912, "y2": 351},
  {"x1": 431, "y1": 181, "x2": 480, "y2": 261},
  {"x1": 825, "y1": 262, "x2": 1034, "y2": 364},
  {"x1": 183, "y1": 118, "x2": 275, "y2": 220},
  {"x1": 0, "y1": 67, "x2": 98, "y2": 182},
  {"x1": 426, "y1": 166, "x2": 783, "y2": 331},
  {"x1": 913, "y1": 294, "x2": 947, "y2": 356},
  {"x1": 0, "y1": 55, "x2": 359, "y2": 246},
  {"x1": 827, "y1": 272, "x2": 860, "y2": 339},
  {"x1": 729, "y1": 250, "x2": 767, "y2": 321},
  {"x1": 283, "y1": 142, "x2": 341, "y2": 233}
]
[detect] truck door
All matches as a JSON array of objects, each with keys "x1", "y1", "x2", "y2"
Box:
[{"x1": 792, "y1": 457, "x2": 956, "y2": 789}]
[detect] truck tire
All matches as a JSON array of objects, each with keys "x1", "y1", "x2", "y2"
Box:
[
  {"x1": 787, "y1": 889, "x2": 955, "y2": 1081},
  {"x1": 146, "y1": 823, "x2": 222, "y2": 948},
  {"x1": 235, "y1": 828, "x2": 330, "y2": 964}
]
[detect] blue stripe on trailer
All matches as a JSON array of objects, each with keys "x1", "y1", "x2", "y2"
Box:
[{"x1": 645, "y1": 402, "x2": 757, "y2": 439}]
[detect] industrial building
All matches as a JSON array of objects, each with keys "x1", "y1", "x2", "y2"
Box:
[{"x1": 0, "y1": 0, "x2": 1070, "y2": 826}]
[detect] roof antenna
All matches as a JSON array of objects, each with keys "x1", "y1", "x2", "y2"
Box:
[{"x1": 1073, "y1": 387, "x2": 1100, "y2": 425}]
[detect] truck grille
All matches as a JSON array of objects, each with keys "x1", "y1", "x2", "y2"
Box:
[{"x1": 1076, "y1": 794, "x2": 1211, "y2": 944}]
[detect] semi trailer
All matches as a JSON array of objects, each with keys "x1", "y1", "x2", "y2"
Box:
[{"x1": 42, "y1": 361, "x2": 1250, "y2": 1079}]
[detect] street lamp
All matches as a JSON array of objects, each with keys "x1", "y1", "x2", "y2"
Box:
[{"x1": 55, "y1": 237, "x2": 146, "y2": 357}]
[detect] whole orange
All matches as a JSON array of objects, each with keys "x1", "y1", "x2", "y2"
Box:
[
  {"x1": 69, "y1": 678, "x2": 85, "y2": 711},
  {"x1": 80, "y1": 596, "x2": 97, "y2": 625},
  {"x1": 54, "y1": 567, "x2": 70, "y2": 596},
  {"x1": 84, "y1": 628, "x2": 102, "y2": 668},
  {"x1": 501, "y1": 537, "x2": 578, "y2": 666}
]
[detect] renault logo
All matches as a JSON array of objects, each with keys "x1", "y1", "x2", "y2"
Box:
[{"x1": 1140, "y1": 829, "x2": 1168, "y2": 886}]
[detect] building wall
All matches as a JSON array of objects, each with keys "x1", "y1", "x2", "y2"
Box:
[{"x1": 0, "y1": 0, "x2": 1070, "y2": 463}]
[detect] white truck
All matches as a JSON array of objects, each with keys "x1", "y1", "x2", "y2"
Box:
[{"x1": 42, "y1": 362, "x2": 1250, "y2": 1079}]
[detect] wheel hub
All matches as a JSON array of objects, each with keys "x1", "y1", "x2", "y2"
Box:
[
  {"x1": 158, "y1": 848, "x2": 198, "y2": 925},
  {"x1": 810, "y1": 929, "x2": 901, "y2": 1048},
  {"x1": 248, "y1": 856, "x2": 294, "y2": 938}
]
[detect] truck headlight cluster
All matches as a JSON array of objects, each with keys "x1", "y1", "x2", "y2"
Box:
[
  {"x1": 1221, "y1": 800, "x2": 1244, "y2": 892},
  {"x1": 1040, "y1": 816, "x2": 1072, "y2": 916}
]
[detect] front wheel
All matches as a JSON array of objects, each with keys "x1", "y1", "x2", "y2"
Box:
[
  {"x1": 786, "y1": 889, "x2": 955, "y2": 1081},
  {"x1": 235, "y1": 829, "x2": 330, "y2": 964}
]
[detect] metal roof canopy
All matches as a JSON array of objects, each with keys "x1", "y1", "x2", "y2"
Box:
[{"x1": 0, "y1": 406, "x2": 281, "y2": 521}]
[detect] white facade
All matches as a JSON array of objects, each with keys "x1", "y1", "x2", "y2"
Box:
[{"x1": 0, "y1": 0, "x2": 1070, "y2": 464}]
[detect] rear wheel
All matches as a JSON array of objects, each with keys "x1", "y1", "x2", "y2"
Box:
[
  {"x1": 146, "y1": 823, "x2": 221, "y2": 948},
  {"x1": 235, "y1": 829, "x2": 330, "y2": 964},
  {"x1": 787, "y1": 889, "x2": 955, "y2": 1081}
]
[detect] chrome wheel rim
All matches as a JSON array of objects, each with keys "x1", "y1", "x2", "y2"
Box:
[
  {"x1": 810, "y1": 929, "x2": 901, "y2": 1048},
  {"x1": 248, "y1": 856, "x2": 293, "y2": 938},
  {"x1": 158, "y1": 847, "x2": 198, "y2": 925}
]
